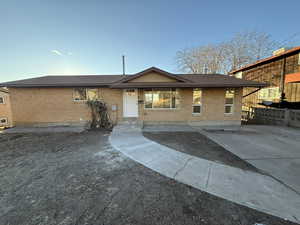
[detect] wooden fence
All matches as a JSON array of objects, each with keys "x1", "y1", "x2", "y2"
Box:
[{"x1": 242, "y1": 108, "x2": 300, "y2": 128}]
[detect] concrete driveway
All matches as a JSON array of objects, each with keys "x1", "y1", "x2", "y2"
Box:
[
  {"x1": 110, "y1": 124, "x2": 300, "y2": 223},
  {"x1": 201, "y1": 125, "x2": 300, "y2": 193}
]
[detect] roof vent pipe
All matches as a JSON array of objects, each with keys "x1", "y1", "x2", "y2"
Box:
[{"x1": 122, "y1": 55, "x2": 126, "y2": 75}]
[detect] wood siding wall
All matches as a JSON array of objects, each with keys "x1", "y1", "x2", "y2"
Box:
[{"x1": 235, "y1": 53, "x2": 300, "y2": 109}]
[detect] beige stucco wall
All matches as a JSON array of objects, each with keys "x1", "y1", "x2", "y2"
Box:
[
  {"x1": 138, "y1": 88, "x2": 242, "y2": 126},
  {"x1": 9, "y1": 87, "x2": 123, "y2": 126},
  {"x1": 0, "y1": 91, "x2": 13, "y2": 127}
]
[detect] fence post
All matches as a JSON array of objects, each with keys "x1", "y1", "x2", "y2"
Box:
[{"x1": 284, "y1": 109, "x2": 290, "y2": 126}]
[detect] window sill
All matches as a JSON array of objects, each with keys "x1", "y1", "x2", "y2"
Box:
[
  {"x1": 192, "y1": 113, "x2": 202, "y2": 116},
  {"x1": 144, "y1": 108, "x2": 178, "y2": 110},
  {"x1": 73, "y1": 100, "x2": 87, "y2": 103}
]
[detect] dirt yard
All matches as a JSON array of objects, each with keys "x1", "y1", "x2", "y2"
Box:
[
  {"x1": 0, "y1": 130, "x2": 297, "y2": 225},
  {"x1": 143, "y1": 131, "x2": 260, "y2": 173}
]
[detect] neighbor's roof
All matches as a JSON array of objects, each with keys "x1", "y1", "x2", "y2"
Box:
[
  {"x1": 229, "y1": 46, "x2": 300, "y2": 74},
  {"x1": 0, "y1": 67, "x2": 266, "y2": 88}
]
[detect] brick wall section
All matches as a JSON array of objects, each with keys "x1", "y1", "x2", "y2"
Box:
[
  {"x1": 138, "y1": 88, "x2": 242, "y2": 125},
  {"x1": 9, "y1": 88, "x2": 123, "y2": 126},
  {"x1": 9, "y1": 87, "x2": 242, "y2": 126},
  {"x1": 235, "y1": 53, "x2": 300, "y2": 108},
  {"x1": 0, "y1": 91, "x2": 12, "y2": 127}
]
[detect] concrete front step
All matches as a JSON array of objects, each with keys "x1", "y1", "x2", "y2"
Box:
[{"x1": 118, "y1": 117, "x2": 143, "y2": 128}]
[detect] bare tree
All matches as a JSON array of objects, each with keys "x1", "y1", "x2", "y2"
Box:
[
  {"x1": 176, "y1": 31, "x2": 279, "y2": 74},
  {"x1": 224, "y1": 31, "x2": 279, "y2": 71},
  {"x1": 176, "y1": 44, "x2": 226, "y2": 74}
]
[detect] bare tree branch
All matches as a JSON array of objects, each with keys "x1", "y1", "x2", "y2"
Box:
[{"x1": 176, "y1": 31, "x2": 280, "y2": 74}]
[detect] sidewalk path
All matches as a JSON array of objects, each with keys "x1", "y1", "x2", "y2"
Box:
[{"x1": 109, "y1": 124, "x2": 300, "y2": 223}]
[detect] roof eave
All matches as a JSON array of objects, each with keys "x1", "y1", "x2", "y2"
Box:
[
  {"x1": 0, "y1": 83, "x2": 112, "y2": 88},
  {"x1": 110, "y1": 83, "x2": 267, "y2": 89}
]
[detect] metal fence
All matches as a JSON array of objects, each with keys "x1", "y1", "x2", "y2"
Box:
[{"x1": 243, "y1": 107, "x2": 300, "y2": 128}]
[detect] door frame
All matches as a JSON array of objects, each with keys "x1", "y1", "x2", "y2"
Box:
[{"x1": 123, "y1": 89, "x2": 138, "y2": 117}]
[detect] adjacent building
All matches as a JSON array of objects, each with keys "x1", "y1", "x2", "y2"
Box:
[
  {"x1": 0, "y1": 67, "x2": 265, "y2": 127},
  {"x1": 0, "y1": 88, "x2": 12, "y2": 127},
  {"x1": 230, "y1": 46, "x2": 300, "y2": 110}
]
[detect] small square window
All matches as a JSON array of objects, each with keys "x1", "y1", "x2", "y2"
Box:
[
  {"x1": 193, "y1": 105, "x2": 201, "y2": 114},
  {"x1": 225, "y1": 105, "x2": 233, "y2": 114},
  {"x1": 0, "y1": 97, "x2": 4, "y2": 104}
]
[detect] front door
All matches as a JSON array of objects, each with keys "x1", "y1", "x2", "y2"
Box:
[{"x1": 123, "y1": 89, "x2": 138, "y2": 117}]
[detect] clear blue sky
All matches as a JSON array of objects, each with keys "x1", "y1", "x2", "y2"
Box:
[{"x1": 1, "y1": 0, "x2": 299, "y2": 82}]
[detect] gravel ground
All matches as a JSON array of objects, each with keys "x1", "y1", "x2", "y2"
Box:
[
  {"x1": 143, "y1": 131, "x2": 260, "y2": 173},
  {"x1": 0, "y1": 130, "x2": 296, "y2": 225}
]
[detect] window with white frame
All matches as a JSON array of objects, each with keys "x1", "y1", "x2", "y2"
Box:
[
  {"x1": 144, "y1": 88, "x2": 179, "y2": 109},
  {"x1": 73, "y1": 88, "x2": 99, "y2": 101},
  {"x1": 224, "y1": 89, "x2": 235, "y2": 114},
  {"x1": 192, "y1": 88, "x2": 202, "y2": 114},
  {"x1": 0, "y1": 96, "x2": 4, "y2": 104}
]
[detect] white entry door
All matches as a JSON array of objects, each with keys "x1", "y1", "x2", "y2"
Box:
[{"x1": 123, "y1": 89, "x2": 138, "y2": 117}]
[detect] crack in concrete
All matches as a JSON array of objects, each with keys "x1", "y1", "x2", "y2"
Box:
[
  {"x1": 173, "y1": 157, "x2": 193, "y2": 179},
  {"x1": 205, "y1": 163, "x2": 212, "y2": 189}
]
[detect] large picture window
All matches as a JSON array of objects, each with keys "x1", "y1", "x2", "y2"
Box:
[
  {"x1": 73, "y1": 88, "x2": 99, "y2": 101},
  {"x1": 225, "y1": 89, "x2": 235, "y2": 114},
  {"x1": 192, "y1": 88, "x2": 202, "y2": 114},
  {"x1": 144, "y1": 88, "x2": 179, "y2": 109}
]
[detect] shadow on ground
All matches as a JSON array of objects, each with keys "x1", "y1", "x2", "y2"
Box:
[{"x1": 143, "y1": 131, "x2": 260, "y2": 173}]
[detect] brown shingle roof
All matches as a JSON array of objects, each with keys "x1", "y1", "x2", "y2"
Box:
[
  {"x1": 1, "y1": 75, "x2": 125, "y2": 87},
  {"x1": 111, "y1": 74, "x2": 266, "y2": 88},
  {"x1": 120, "y1": 67, "x2": 191, "y2": 83},
  {"x1": 0, "y1": 67, "x2": 266, "y2": 88}
]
